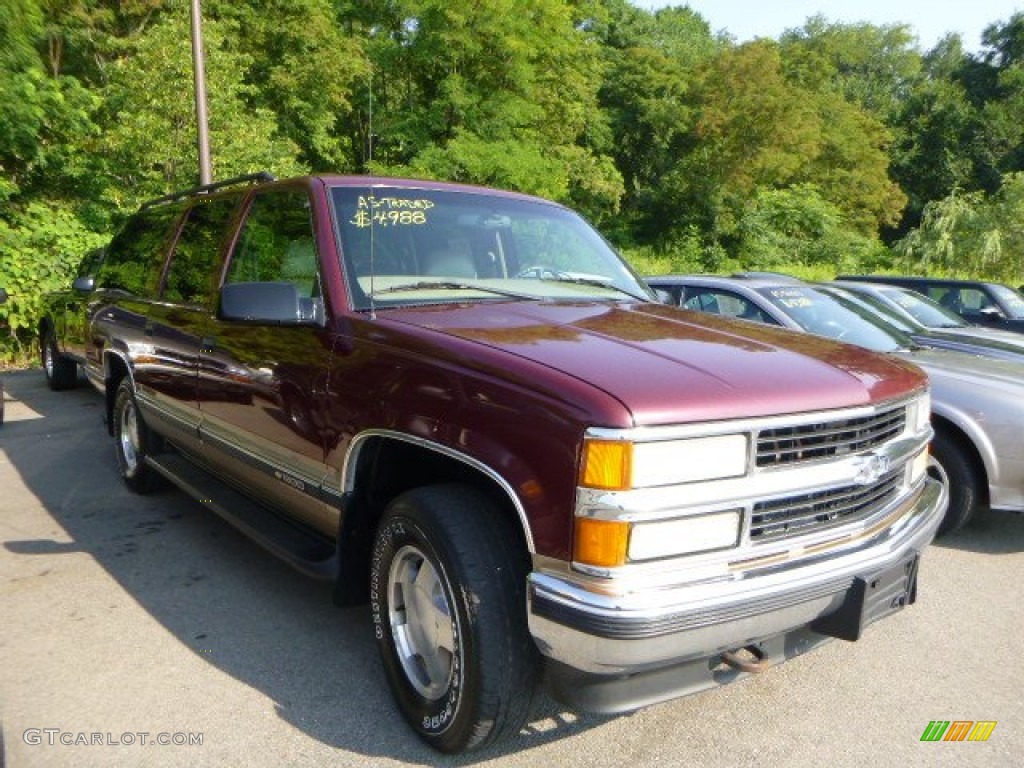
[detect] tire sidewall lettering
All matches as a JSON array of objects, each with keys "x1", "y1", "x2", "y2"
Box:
[{"x1": 371, "y1": 513, "x2": 465, "y2": 738}]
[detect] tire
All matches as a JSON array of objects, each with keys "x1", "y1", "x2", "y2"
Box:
[
  {"x1": 929, "y1": 431, "x2": 981, "y2": 535},
  {"x1": 112, "y1": 379, "x2": 164, "y2": 493},
  {"x1": 41, "y1": 329, "x2": 78, "y2": 391},
  {"x1": 370, "y1": 484, "x2": 539, "y2": 753}
]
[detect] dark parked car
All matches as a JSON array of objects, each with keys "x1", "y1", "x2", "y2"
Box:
[
  {"x1": 836, "y1": 275, "x2": 1024, "y2": 333},
  {"x1": 38, "y1": 246, "x2": 107, "y2": 390},
  {"x1": 70, "y1": 174, "x2": 944, "y2": 752},
  {"x1": 821, "y1": 281, "x2": 1024, "y2": 363},
  {"x1": 648, "y1": 274, "x2": 1024, "y2": 535}
]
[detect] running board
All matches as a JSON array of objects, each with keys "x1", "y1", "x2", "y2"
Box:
[{"x1": 145, "y1": 453, "x2": 338, "y2": 581}]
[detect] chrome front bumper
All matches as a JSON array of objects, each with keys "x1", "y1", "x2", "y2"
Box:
[{"x1": 527, "y1": 475, "x2": 946, "y2": 713}]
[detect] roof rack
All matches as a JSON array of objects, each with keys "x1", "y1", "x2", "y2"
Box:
[{"x1": 140, "y1": 171, "x2": 276, "y2": 209}]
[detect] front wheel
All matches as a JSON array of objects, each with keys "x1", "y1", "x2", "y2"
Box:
[
  {"x1": 929, "y1": 431, "x2": 981, "y2": 535},
  {"x1": 370, "y1": 484, "x2": 539, "y2": 753}
]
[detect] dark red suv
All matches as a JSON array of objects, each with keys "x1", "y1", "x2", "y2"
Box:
[{"x1": 66, "y1": 173, "x2": 945, "y2": 752}]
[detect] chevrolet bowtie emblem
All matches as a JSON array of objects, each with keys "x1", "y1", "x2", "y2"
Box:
[{"x1": 853, "y1": 453, "x2": 891, "y2": 486}]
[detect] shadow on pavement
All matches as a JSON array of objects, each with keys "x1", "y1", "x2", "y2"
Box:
[
  {"x1": 931, "y1": 504, "x2": 1024, "y2": 555},
  {"x1": 0, "y1": 369, "x2": 610, "y2": 764}
]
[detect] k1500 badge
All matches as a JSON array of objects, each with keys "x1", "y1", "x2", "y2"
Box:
[{"x1": 274, "y1": 470, "x2": 306, "y2": 492}]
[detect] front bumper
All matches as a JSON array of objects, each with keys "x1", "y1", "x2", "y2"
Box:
[{"x1": 527, "y1": 475, "x2": 946, "y2": 713}]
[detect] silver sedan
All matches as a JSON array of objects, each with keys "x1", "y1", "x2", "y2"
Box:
[{"x1": 647, "y1": 274, "x2": 1024, "y2": 536}]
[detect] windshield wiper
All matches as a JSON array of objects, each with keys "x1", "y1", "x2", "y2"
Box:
[
  {"x1": 370, "y1": 280, "x2": 536, "y2": 300},
  {"x1": 536, "y1": 274, "x2": 651, "y2": 302}
]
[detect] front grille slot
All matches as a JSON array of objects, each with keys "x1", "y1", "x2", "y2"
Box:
[
  {"x1": 751, "y1": 471, "x2": 902, "y2": 542},
  {"x1": 756, "y1": 405, "x2": 906, "y2": 467}
]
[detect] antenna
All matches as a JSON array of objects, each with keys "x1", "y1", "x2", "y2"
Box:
[{"x1": 367, "y1": 68, "x2": 376, "y2": 320}]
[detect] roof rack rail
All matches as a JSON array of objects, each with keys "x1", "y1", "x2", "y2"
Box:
[{"x1": 141, "y1": 171, "x2": 276, "y2": 209}]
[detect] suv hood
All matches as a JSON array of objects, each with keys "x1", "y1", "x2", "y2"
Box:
[{"x1": 382, "y1": 301, "x2": 925, "y2": 425}]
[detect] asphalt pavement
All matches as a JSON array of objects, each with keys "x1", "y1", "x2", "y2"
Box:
[{"x1": 1, "y1": 368, "x2": 1021, "y2": 767}]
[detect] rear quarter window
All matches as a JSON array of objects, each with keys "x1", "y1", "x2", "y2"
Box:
[{"x1": 99, "y1": 205, "x2": 184, "y2": 297}]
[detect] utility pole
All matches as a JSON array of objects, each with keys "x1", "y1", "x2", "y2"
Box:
[{"x1": 190, "y1": 0, "x2": 213, "y2": 185}]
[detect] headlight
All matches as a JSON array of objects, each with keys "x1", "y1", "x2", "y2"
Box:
[
  {"x1": 573, "y1": 511, "x2": 743, "y2": 567},
  {"x1": 580, "y1": 434, "x2": 749, "y2": 490},
  {"x1": 629, "y1": 510, "x2": 742, "y2": 560}
]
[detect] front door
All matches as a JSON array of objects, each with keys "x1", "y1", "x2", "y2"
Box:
[{"x1": 197, "y1": 185, "x2": 339, "y2": 536}]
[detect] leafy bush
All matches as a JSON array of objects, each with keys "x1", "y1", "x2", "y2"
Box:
[{"x1": 0, "y1": 202, "x2": 105, "y2": 365}]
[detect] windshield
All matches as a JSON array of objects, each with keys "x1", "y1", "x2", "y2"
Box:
[
  {"x1": 330, "y1": 185, "x2": 653, "y2": 309},
  {"x1": 756, "y1": 285, "x2": 910, "y2": 353},
  {"x1": 819, "y1": 287, "x2": 921, "y2": 332},
  {"x1": 989, "y1": 284, "x2": 1024, "y2": 319},
  {"x1": 877, "y1": 287, "x2": 966, "y2": 328}
]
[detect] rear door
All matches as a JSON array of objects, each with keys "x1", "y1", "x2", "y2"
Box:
[
  {"x1": 139, "y1": 195, "x2": 240, "y2": 450},
  {"x1": 87, "y1": 206, "x2": 180, "y2": 390},
  {"x1": 197, "y1": 185, "x2": 339, "y2": 536}
]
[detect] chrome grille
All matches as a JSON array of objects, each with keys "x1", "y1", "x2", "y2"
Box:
[
  {"x1": 750, "y1": 471, "x2": 902, "y2": 542},
  {"x1": 756, "y1": 405, "x2": 906, "y2": 467}
]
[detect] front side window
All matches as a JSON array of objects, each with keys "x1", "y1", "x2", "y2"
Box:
[
  {"x1": 957, "y1": 288, "x2": 993, "y2": 312},
  {"x1": 330, "y1": 186, "x2": 653, "y2": 310},
  {"x1": 222, "y1": 188, "x2": 322, "y2": 323},
  {"x1": 683, "y1": 289, "x2": 772, "y2": 323},
  {"x1": 226, "y1": 188, "x2": 320, "y2": 298}
]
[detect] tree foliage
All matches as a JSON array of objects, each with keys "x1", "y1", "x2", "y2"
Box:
[{"x1": 5, "y1": 2, "x2": 1024, "y2": 363}]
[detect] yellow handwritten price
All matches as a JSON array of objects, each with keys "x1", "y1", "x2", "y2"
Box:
[
  {"x1": 350, "y1": 209, "x2": 428, "y2": 228},
  {"x1": 350, "y1": 196, "x2": 433, "y2": 228}
]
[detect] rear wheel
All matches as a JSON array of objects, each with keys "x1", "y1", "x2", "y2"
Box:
[
  {"x1": 112, "y1": 380, "x2": 164, "y2": 493},
  {"x1": 370, "y1": 484, "x2": 538, "y2": 753},
  {"x1": 929, "y1": 431, "x2": 981, "y2": 535},
  {"x1": 41, "y1": 330, "x2": 78, "y2": 391}
]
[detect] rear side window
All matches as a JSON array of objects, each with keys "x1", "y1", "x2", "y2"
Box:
[
  {"x1": 99, "y1": 205, "x2": 183, "y2": 297},
  {"x1": 163, "y1": 196, "x2": 239, "y2": 305}
]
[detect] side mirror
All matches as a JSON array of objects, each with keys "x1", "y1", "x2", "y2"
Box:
[
  {"x1": 73, "y1": 275, "x2": 96, "y2": 293},
  {"x1": 979, "y1": 305, "x2": 1005, "y2": 321},
  {"x1": 219, "y1": 281, "x2": 323, "y2": 325}
]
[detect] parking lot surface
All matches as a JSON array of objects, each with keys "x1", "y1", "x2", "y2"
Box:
[{"x1": 1, "y1": 368, "x2": 1021, "y2": 767}]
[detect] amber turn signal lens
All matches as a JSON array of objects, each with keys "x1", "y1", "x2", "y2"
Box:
[
  {"x1": 573, "y1": 518, "x2": 629, "y2": 567},
  {"x1": 580, "y1": 439, "x2": 632, "y2": 490}
]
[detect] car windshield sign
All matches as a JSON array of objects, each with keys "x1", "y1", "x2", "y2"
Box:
[
  {"x1": 757, "y1": 286, "x2": 908, "y2": 353},
  {"x1": 330, "y1": 186, "x2": 654, "y2": 310}
]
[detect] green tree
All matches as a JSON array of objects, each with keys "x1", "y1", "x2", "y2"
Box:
[
  {"x1": 93, "y1": 11, "x2": 305, "y2": 210},
  {"x1": 211, "y1": 0, "x2": 368, "y2": 171},
  {"x1": 595, "y1": 2, "x2": 717, "y2": 240},
  {"x1": 897, "y1": 172, "x2": 1024, "y2": 281},
  {"x1": 341, "y1": 0, "x2": 623, "y2": 222},
  {"x1": 779, "y1": 16, "x2": 922, "y2": 122},
  {"x1": 733, "y1": 185, "x2": 887, "y2": 272}
]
